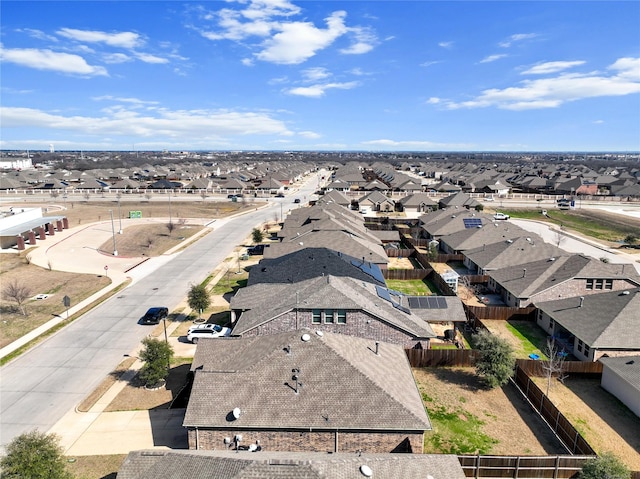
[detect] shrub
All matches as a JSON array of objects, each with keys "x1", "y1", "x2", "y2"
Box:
[
  {"x1": 0, "y1": 430, "x2": 73, "y2": 479},
  {"x1": 580, "y1": 452, "x2": 630, "y2": 479},
  {"x1": 473, "y1": 330, "x2": 515, "y2": 389},
  {"x1": 139, "y1": 337, "x2": 173, "y2": 388}
]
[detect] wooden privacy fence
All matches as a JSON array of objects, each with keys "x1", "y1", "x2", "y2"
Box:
[
  {"x1": 406, "y1": 348, "x2": 479, "y2": 367},
  {"x1": 468, "y1": 306, "x2": 536, "y2": 321},
  {"x1": 383, "y1": 269, "x2": 431, "y2": 280},
  {"x1": 513, "y1": 365, "x2": 596, "y2": 456},
  {"x1": 458, "y1": 454, "x2": 595, "y2": 478},
  {"x1": 384, "y1": 248, "x2": 414, "y2": 257},
  {"x1": 516, "y1": 359, "x2": 603, "y2": 377}
]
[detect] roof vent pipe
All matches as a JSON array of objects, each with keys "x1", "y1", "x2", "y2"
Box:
[
  {"x1": 523, "y1": 268, "x2": 527, "y2": 278},
  {"x1": 579, "y1": 296, "x2": 584, "y2": 307},
  {"x1": 375, "y1": 341, "x2": 380, "y2": 355}
]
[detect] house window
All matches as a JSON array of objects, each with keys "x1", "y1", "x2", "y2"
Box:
[
  {"x1": 549, "y1": 318, "x2": 554, "y2": 330},
  {"x1": 586, "y1": 279, "x2": 594, "y2": 290},
  {"x1": 583, "y1": 345, "x2": 590, "y2": 357},
  {"x1": 577, "y1": 340, "x2": 583, "y2": 353},
  {"x1": 595, "y1": 279, "x2": 604, "y2": 290},
  {"x1": 337, "y1": 310, "x2": 346, "y2": 324},
  {"x1": 324, "y1": 310, "x2": 335, "y2": 324},
  {"x1": 312, "y1": 309, "x2": 321, "y2": 324},
  {"x1": 605, "y1": 279, "x2": 613, "y2": 290}
]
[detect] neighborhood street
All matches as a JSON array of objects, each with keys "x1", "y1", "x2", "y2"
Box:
[{"x1": 0, "y1": 181, "x2": 317, "y2": 452}]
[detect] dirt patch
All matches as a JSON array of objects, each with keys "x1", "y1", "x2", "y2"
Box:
[
  {"x1": 531, "y1": 376, "x2": 640, "y2": 470},
  {"x1": 0, "y1": 254, "x2": 111, "y2": 348},
  {"x1": 96, "y1": 223, "x2": 205, "y2": 257},
  {"x1": 387, "y1": 256, "x2": 413, "y2": 269},
  {"x1": 414, "y1": 367, "x2": 566, "y2": 455},
  {"x1": 65, "y1": 454, "x2": 126, "y2": 479},
  {"x1": 77, "y1": 357, "x2": 138, "y2": 412},
  {"x1": 104, "y1": 359, "x2": 192, "y2": 412}
]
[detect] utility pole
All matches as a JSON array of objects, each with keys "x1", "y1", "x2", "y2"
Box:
[{"x1": 109, "y1": 210, "x2": 118, "y2": 256}]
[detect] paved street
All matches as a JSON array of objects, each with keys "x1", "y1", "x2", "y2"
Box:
[{"x1": 0, "y1": 180, "x2": 318, "y2": 452}]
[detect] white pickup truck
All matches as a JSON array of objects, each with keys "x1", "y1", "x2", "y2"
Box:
[{"x1": 493, "y1": 212, "x2": 510, "y2": 220}]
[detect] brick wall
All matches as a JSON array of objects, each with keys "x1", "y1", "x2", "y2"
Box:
[
  {"x1": 240, "y1": 309, "x2": 428, "y2": 348},
  {"x1": 188, "y1": 428, "x2": 423, "y2": 454}
]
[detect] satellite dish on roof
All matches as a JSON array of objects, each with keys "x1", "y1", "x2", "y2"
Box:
[
  {"x1": 316, "y1": 331, "x2": 324, "y2": 337},
  {"x1": 301, "y1": 333, "x2": 311, "y2": 342},
  {"x1": 360, "y1": 465, "x2": 373, "y2": 477},
  {"x1": 232, "y1": 407, "x2": 241, "y2": 419}
]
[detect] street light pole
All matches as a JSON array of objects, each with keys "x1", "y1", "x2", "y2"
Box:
[
  {"x1": 109, "y1": 209, "x2": 118, "y2": 256},
  {"x1": 117, "y1": 196, "x2": 123, "y2": 234},
  {"x1": 168, "y1": 191, "x2": 172, "y2": 225}
]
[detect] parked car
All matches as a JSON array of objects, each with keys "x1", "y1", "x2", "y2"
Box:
[
  {"x1": 293, "y1": 198, "x2": 301, "y2": 203},
  {"x1": 141, "y1": 307, "x2": 168, "y2": 325},
  {"x1": 275, "y1": 193, "x2": 285, "y2": 198},
  {"x1": 187, "y1": 324, "x2": 231, "y2": 343},
  {"x1": 493, "y1": 212, "x2": 510, "y2": 220},
  {"x1": 248, "y1": 244, "x2": 265, "y2": 255}
]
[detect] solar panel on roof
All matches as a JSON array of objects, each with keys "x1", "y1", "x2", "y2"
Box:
[
  {"x1": 393, "y1": 302, "x2": 411, "y2": 314},
  {"x1": 405, "y1": 295, "x2": 448, "y2": 309},
  {"x1": 351, "y1": 259, "x2": 386, "y2": 284},
  {"x1": 388, "y1": 289, "x2": 403, "y2": 297},
  {"x1": 375, "y1": 285, "x2": 392, "y2": 303},
  {"x1": 463, "y1": 218, "x2": 483, "y2": 229}
]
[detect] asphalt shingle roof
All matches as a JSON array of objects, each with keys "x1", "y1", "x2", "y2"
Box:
[
  {"x1": 535, "y1": 288, "x2": 640, "y2": 348},
  {"x1": 184, "y1": 331, "x2": 432, "y2": 432},
  {"x1": 118, "y1": 450, "x2": 466, "y2": 479}
]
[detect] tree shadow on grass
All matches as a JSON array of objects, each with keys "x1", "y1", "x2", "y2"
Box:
[{"x1": 426, "y1": 366, "x2": 486, "y2": 392}]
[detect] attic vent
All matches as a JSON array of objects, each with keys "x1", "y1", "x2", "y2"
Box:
[
  {"x1": 301, "y1": 333, "x2": 311, "y2": 342},
  {"x1": 621, "y1": 291, "x2": 630, "y2": 295},
  {"x1": 549, "y1": 257, "x2": 556, "y2": 261},
  {"x1": 360, "y1": 465, "x2": 373, "y2": 477}
]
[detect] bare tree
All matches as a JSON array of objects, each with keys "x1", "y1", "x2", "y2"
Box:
[
  {"x1": 200, "y1": 191, "x2": 208, "y2": 202},
  {"x1": 540, "y1": 337, "x2": 567, "y2": 396},
  {"x1": 3, "y1": 279, "x2": 32, "y2": 316},
  {"x1": 178, "y1": 218, "x2": 187, "y2": 226},
  {"x1": 166, "y1": 221, "x2": 176, "y2": 236},
  {"x1": 50, "y1": 190, "x2": 59, "y2": 200},
  {"x1": 83, "y1": 191, "x2": 90, "y2": 202},
  {"x1": 554, "y1": 228, "x2": 565, "y2": 248},
  {"x1": 146, "y1": 236, "x2": 154, "y2": 249},
  {"x1": 144, "y1": 192, "x2": 153, "y2": 201}
]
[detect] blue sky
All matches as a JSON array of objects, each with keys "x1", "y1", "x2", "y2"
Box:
[{"x1": 1, "y1": 1, "x2": 639, "y2": 152}]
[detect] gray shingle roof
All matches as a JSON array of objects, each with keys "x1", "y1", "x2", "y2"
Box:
[
  {"x1": 231, "y1": 275, "x2": 436, "y2": 338},
  {"x1": 118, "y1": 450, "x2": 466, "y2": 479},
  {"x1": 535, "y1": 288, "x2": 640, "y2": 348},
  {"x1": 184, "y1": 331, "x2": 432, "y2": 432},
  {"x1": 465, "y1": 235, "x2": 565, "y2": 271},
  {"x1": 490, "y1": 254, "x2": 640, "y2": 299},
  {"x1": 600, "y1": 355, "x2": 640, "y2": 391}
]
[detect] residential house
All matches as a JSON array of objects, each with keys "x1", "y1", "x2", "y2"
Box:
[
  {"x1": 488, "y1": 254, "x2": 640, "y2": 307},
  {"x1": 183, "y1": 331, "x2": 433, "y2": 453},
  {"x1": 438, "y1": 192, "x2": 480, "y2": 210},
  {"x1": 599, "y1": 356, "x2": 640, "y2": 418},
  {"x1": 463, "y1": 235, "x2": 565, "y2": 275},
  {"x1": 535, "y1": 288, "x2": 640, "y2": 361},
  {"x1": 117, "y1": 450, "x2": 466, "y2": 479},
  {"x1": 358, "y1": 191, "x2": 395, "y2": 213},
  {"x1": 396, "y1": 193, "x2": 438, "y2": 214}
]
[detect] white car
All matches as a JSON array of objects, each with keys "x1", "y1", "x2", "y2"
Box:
[
  {"x1": 493, "y1": 212, "x2": 510, "y2": 220},
  {"x1": 187, "y1": 324, "x2": 231, "y2": 343}
]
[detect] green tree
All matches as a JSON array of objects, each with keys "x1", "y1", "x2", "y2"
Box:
[
  {"x1": 473, "y1": 330, "x2": 515, "y2": 389},
  {"x1": 251, "y1": 227, "x2": 264, "y2": 244},
  {"x1": 580, "y1": 452, "x2": 630, "y2": 479},
  {"x1": 624, "y1": 233, "x2": 638, "y2": 245},
  {"x1": 0, "y1": 430, "x2": 73, "y2": 479},
  {"x1": 188, "y1": 283, "x2": 211, "y2": 318},
  {"x1": 139, "y1": 337, "x2": 173, "y2": 388}
]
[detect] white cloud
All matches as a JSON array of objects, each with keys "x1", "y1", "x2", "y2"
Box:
[
  {"x1": 436, "y1": 57, "x2": 640, "y2": 111},
  {"x1": 593, "y1": 120, "x2": 604, "y2": 124},
  {"x1": 479, "y1": 54, "x2": 508, "y2": 64},
  {"x1": 197, "y1": 2, "x2": 376, "y2": 64},
  {"x1": 18, "y1": 28, "x2": 58, "y2": 42},
  {"x1": 298, "y1": 130, "x2": 321, "y2": 139},
  {"x1": 102, "y1": 53, "x2": 132, "y2": 64},
  {"x1": 302, "y1": 67, "x2": 331, "y2": 82},
  {"x1": 522, "y1": 61, "x2": 586, "y2": 75},
  {"x1": 0, "y1": 106, "x2": 293, "y2": 139},
  {"x1": 256, "y1": 11, "x2": 348, "y2": 64},
  {"x1": 92, "y1": 96, "x2": 160, "y2": 106},
  {"x1": 499, "y1": 33, "x2": 537, "y2": 48},
  {"x1": 438, "y1": 41, "x2": 453, "y2": 49},
  {"x1": 0, "y1": 47, "x2": 108, "y2": 76},
  {"x1": 56, "y1": 28, "x2": 143, "y2": 49},
  {"x1": 340, "y1": 26, "x2": 377, "y2": 55},
  {"x1": 426, "y1": 97, "x2": 441, "y2": 104},
  {"x1": 133, "y1": 52, "x2": 169, "y2": 64},
  {"x1": 286, "y1": 81, "x2": 359, "y2": 98},
  {"x1": 420, "y1": 61, "x2": 441, "y2": 68}
]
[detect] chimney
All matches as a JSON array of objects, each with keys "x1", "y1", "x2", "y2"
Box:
[
  {"x1": 375, "y1": 341, "x2": 380, "y2": 355},
  {"x1": 579, "y1": 296, "x2": 584, "y2": 308}
]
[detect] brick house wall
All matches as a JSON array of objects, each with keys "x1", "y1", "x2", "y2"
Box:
[
  {"x1": 188, "y1": 428, "x2": 424, "y2": 454},
  {"x1": 237, "y1": 309, "x2": 430, "y2": 348}
]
